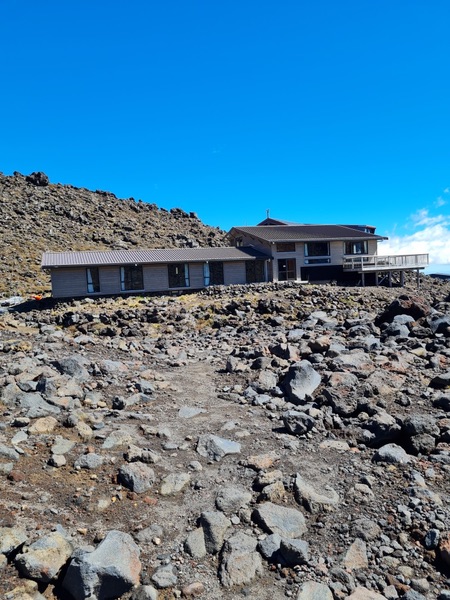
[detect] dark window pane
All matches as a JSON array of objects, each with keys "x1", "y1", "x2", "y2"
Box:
[
  {"x1": 304, "y1": 242, "x2": 330, "y2": 257},
  {"x1": 120, "y1": 265, "x2": 143, "y2": 291},
  {"x1": 345, "y1": 241, "x2": 368, "y2": 255},
  {"x1": 209, "y1": 262, "x2": 224, "y2": 285},
  {"x1": 86, "y1": 267, "x2": 100, "y2": 293},
  {"x1": 276, "y1": 242, "x2": 296, "y2": 252},
  {"x1": 278, "y1": 258, "x2": 296, "y2": 281},
  {"x1": 246, "y1": 260, "x2": 265, "y2": 283},
  {"x1": 168, "y1": 263, "x2": 190, "y2": 288}
]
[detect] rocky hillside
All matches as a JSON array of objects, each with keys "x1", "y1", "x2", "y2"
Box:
[
  {"x1": 0, "y1": 278, "x2": 450, "y2": 599},
  {"x1": 0, "y1": 171, "x2": 227, "y2": 297}
]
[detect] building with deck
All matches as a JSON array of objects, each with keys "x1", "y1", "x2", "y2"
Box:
[{"x1": 42, "y1": 219, "x2": 429, "y2": 298}]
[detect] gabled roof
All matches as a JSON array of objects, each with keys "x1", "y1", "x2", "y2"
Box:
[
  {"x1": 42, "y1": 246, "x2": 270, "y2": 269},
  {"x1": 229, "y1": 225, "x2": 387, "y2": 243}
]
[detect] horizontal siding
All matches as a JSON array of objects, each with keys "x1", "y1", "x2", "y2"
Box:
[
  {"x1": 224, "y1": 262, "x2": 246, "y2": 284},
  {"x1": 189, "y1": 263, "x2": 204, "y2": 289},
  {"x1": 50, "y1": 259, "x2": 265, "y2": 298},
  {"x1": 51, "y1": 268, "x2": 88, "y2": 298},
  {"x1": 100, "y1": 266, "x2": 121, "y2": 294},
  {"x1": 144, "y1": 265, "x2": 169, "y2": 291}
]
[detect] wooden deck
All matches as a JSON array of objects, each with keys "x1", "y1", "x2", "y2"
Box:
[{"x1": 343, "y1": 253, "x2": 429, "y2": 273}]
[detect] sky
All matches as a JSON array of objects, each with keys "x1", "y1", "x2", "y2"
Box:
[{"x1": 1, "y1": 1, "x2": 449, "y2": 268}]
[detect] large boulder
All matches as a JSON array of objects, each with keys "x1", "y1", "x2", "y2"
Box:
[
  {"x1": 282, "y1": 360, "x2": 321, "y2": 403},
  {"x1": 62, "y1": 531, "x2": 141, "y2": 600}
]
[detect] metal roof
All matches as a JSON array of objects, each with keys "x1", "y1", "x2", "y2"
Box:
[
  {"x1": 229, "y1": 225, "x2": 387, "y2": 243},
  {"x1": 42, "y1": 246, "x2": 269, "y2": 268}
]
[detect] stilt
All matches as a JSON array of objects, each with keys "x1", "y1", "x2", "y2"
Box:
[
  {"x1": 388, "y1": 271, "x2": 392, "y2": 287},
  {"x1": 361, "y1": 272, "x2": 365, "y2": 287},
  {"x1": 400, "y1": 271, "x2": 405, "y2": 286},
  {"x1": 417, "y1": 269, "x2": 420, "y2": 289},
  {"x1": 375, "y1": 271, "x2": 379, "y2": 286}
]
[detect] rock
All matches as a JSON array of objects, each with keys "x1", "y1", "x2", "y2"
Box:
[
  {"x1": 375, "y1": 295, "x2": 431, "y2": 324},
  {"x1": 278, "y1": 537, "x2": 309, "y2": 566},
  {"x1": 342, "y1": 539, "x2": 368, "y2": 571},
  {"x1": 184, "y1": 528, "x2": 206, "y2": 559},
  {"x1": 62, "y1": 530, "x2": 141, "y2": 600},
  {"x1": 131, "y1": 585, "x2": 159, "y2": 600},
  {"x1": 200, "y1": 511, "x2": 231, "y2": 554},
  {"x1": 282, "y1": 410, "x2": 316, "y2": 435},
  {"x1": 151, "y1": 563, "x2": 177, "y2": 588},
  {"x1": 53, "y1": 356, "x2": 90, "y2": 381},
  {"x1": 293, "y1": 473, "x2": 339, "y2": 513},
  {"x1": 296, "y1": 580, "x2": 333, "y2": 599},
  {"x1": 15, "y1": 531, "x2": 73, "y2": 582},
  {"x1": 429, "y1": 372, "x2": 450, "y2": 389},
  {"x1": 118, "y1": 463, "x2": 155, "y2": 493},
  {"x1": 347, "y1": 588, "x2": 388, "y2": 600},
  {"x1": 196, "y1": 434, "x2": 241, "y2": 461},
  {"x1": 215, "y1": 485, "x2": 252, "y2": 513},
  {"x1": 27, "y1": 416, "x2": 58, "y2": 434},
  {"x1": 160, "y1": 472, "x2": 191, "y2": 495},
  {"x1": 74, "y1": 453, "x2": 104, "y2": 470},
  {"x1": 26, "y1": 171, "x2": 49, "y2": 186},
  {"x1": 351, "y1": 518, "x2": 381, "y2": 541},
  {"x1": 258, "y1": 533, "x2": 282, "y2": 560},
  {"x1": 178, "y1": 406, "x2": 207, "y2": 418},
  {"x1": 0, "y1": 526, "x2": 27, "y2": 555},
  {"x1": 439, "y1": 532, "x2": 450, "y2": 567},
  {"x1": 282, "y1": 360, "x2": 321, "y2": 403},
  {"x1": 17, "y1": 392, "x2": 61, "y2": 418},
  {"x1": 373, "y1": 443, "x2": 412, "y2": 464},
  {"x1": 181, "y1": 581, "x2": 205, "y2": 597},
  {"x1": 219, "y1": 532, "x2": 263, "y2": 587},
  {"x1": 434, "y1": 395, "x2": 450, "y2": 411},
  {"x1": 252, "y1": 502, "x2": 307, "y2": 538}
]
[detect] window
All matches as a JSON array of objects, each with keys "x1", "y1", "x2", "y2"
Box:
[
  {"x1": 345, "y1": 241, "x2": 368, "y2": 255},
  {"x1": 304, "y1": 242, "x2": 330, "y2": 264},
  {"x1": 86, "y1": 267, "x2": 100, "y2": 293},
  {"x1": 278, "y1": 258, "x2": 296, "y2": 281},
  {"x1": 276, "y1": 242, "x2": 296, "y2": 253},
  {"x1": 168, "y1": 263, "x2": 190, "y2": 288},
  {"x1": 246, "y1": 260, "x2": 265, "y2": 283},
  {"x1": 203, "y1": 262, "x2": 224, "y2": 286},
  {"x1": 120, "y1": 265, "x2": 143, "y2": 291},
  {"x1": 304, "y1": 242, "x2": 330, "y2": 257}
]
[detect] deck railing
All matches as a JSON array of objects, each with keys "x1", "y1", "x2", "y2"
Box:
[{"x1": 343, "y1": 254, "x2": 429, "y2": 271}]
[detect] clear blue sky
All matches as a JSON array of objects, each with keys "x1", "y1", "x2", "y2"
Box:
[{"x1": 1, "y1": 1, "x2": 449, "y2": 265}]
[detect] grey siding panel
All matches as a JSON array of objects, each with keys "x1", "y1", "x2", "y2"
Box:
[
  {"x1": 190, "y1": 263, "x2": 204, "y2": 289},
  {"x1": 99, "y1": 266, "x2": 121, "y2": 294},
  {"x1": 144, "y1": 265, "x2": 169, "y2": 291},
  {"x1": 51, "y1": 268, "x2": 88, "y2": 298},
  {"x1": 224, "y1": 262, "x2": 246, "y2": 284}
]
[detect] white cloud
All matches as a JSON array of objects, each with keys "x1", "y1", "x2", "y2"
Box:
[
  {"x1": 410, "y1": 208, "x2": 449, "y2": 228},
  {"x1": 381, "y1": 223, "x2": 450, "y2": 265},
  {"x1": 435, "y1": 196, "x2": 447, "y2": 208}
]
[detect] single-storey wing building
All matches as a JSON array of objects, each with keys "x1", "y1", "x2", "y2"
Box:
[{"x1": 41, "y1": 247, "x2": 269, "y2": 299}]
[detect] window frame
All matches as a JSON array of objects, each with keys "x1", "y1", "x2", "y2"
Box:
[
  {"x1": 344, "y1": 240, "x2": 368, "y2": 255},
  {"x1": 277, "y1": 258, "x2": 296, "y2": 281},
  {"x1": 168, "y1": 263, "x2": 190, "y2": 288},
  {"x1": 203, "y1": 261, "x2": 224, "y2": 286},
  {"x1": 120, "y1": 265, "x2": 144, "y2": 292},
  {"x1": 246, "y1": 260, "x2": 265, "y2": 283},
  {"x1": 276, "y1": 242, "x2": 296, "y2": 253},
  {"x1": 86, "y1": 267, "x2": 100, "y2": 294},
  {"x1": 304, "y1": 242, "x2": 330, "y2": 264}
]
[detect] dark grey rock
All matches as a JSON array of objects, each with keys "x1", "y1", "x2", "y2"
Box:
[
  {"x1": 62, "y1": 530, "x2": 141, "y2": 600},
  {"x1": 282, "y1": 360, "x2": 321, "y2": 403},
  {"x1": 118, "y1": 463, "x2": 155, "y2": 493}
]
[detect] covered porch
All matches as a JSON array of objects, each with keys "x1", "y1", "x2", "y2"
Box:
[{"x1": 343, "y1": 253, "x2": 429, "y2": 287}]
